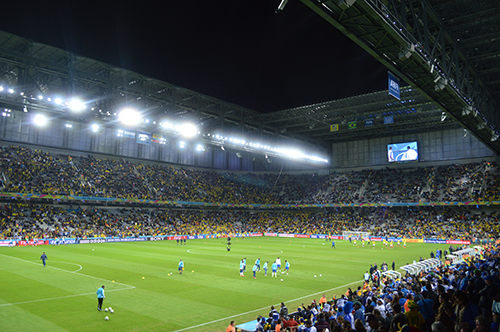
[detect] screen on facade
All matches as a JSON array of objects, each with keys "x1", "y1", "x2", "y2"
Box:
[{"x1": 387, "y1": 141, "x2": 418, "y2": 162}]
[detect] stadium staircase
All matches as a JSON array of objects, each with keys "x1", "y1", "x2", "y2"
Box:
[{"x1": 1, "y1": 172, "x2": 9, "y2": 190}]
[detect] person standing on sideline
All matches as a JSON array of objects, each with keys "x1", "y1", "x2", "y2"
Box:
[
  {"x1": 263, "y1": 261, "x2": 268, "y2": 276},
  {"x1": 226, "y1": 320, "x2": 236, "y2": 332},
  {"x1": 96, "y1": 285, "x2": 105, "y2": 311},
  {"x1": 40, "y1": 252, "x2": 47, "y2": 267},
  {"x1": 178, "y1": 259, "x2": 184, "y2": 275}
]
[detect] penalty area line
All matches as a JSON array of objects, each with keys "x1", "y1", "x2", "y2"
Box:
[
  {"x1": 0, "y1": 287, "x2": 133, "y2": 307},
  {"x1": 171, "y1": 279, "x2": 364, "y2": 332},
  {"x1": 0, "y1": 253, "x2": 135, "y2": 289}
]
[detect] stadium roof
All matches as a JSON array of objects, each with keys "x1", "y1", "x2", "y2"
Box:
[{"x1": 0, "y1": 0, "x2": 498, "y2": 154}]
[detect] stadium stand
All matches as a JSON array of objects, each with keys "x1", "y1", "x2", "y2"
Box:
[{"x1": 2, "y1": 145, "x2": 500, "y2": 332}]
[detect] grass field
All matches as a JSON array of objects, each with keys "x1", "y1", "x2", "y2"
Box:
[{"x1": 0, "y1": 237, "x2": 452, "y2": 332}]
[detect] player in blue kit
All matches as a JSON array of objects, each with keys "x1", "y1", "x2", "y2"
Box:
[
  {"x1": 243, "y1": 258, "x2": 247, "y2": 272},
  {"x1": 263, "y1": 261, "x2": 269, "y2": 276},
  {"x1": 285, "y1": 260, "x2": 290, "y2": 275},
  {"x1": 240, "y1": 259, "x2": 245, "y2": 277},
  {"x1": 40, "y1": 252, "x2": 47, "y2": 266},
  {"x1": 255, "y1": 258, "x2": 261, "y2": 271},
  {"x1": 272, "y1": 261, "x2": 278, "y2": 278},
  {"x1": 252, "y1": 264, "x2": 258, "y2": 279},
  {"x1": 178, "y1": 259, "x2": 184, "y2": 275},
  {"x1": 331, "y1": 240, "x2": 335, "y2": 248}
]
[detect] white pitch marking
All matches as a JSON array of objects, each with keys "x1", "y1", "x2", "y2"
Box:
[
  {"x1": 0, "y1": 287, "x2": 132, "y2": 307},
  {"x1": 171, "y1": 279, "x2": 364, "y2": 332},
  {"x1": 0, "y1": 253, "x2": 135, "y2": 289}
]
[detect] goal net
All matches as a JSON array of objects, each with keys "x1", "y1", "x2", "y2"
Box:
[{"x1": 342, "y1": 231, "x2": 371, "y2": 241}]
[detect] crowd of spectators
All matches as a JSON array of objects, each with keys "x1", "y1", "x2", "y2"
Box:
[
  {"x1": 1, "y1": 203, "x2": 499, "y2": 242},
  {"x1": 0, "y1": 146, "x2": 498, "y2": 205},
  {"x1": 249, "y1": 244, "x2": 500, "y2": 332}
]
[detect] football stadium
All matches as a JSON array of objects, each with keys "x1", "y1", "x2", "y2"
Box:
[{"x1": 1, "y1": 1, "x2": 500, "y2": 332}]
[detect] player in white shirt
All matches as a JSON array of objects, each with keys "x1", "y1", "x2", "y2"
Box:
[{"x1": 276, "y1": 257, "x2": 282, "y2": 273}]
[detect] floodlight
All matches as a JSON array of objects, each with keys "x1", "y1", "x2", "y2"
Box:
[
  {"x1": 54, "y1": 98, "x2": 62, "y2": 105},
  {"x1": 118, "y1": 108, "x2": 141, "y2": 126},
  {"x1": 178, "y1": 122, "x2": 197, "y2": 138},
  {"x1": 179, "y1": 141, "x2": 186, "y2": 148},
  {"x1": 38, "y1": 95, "x2": 43, "y2": 100},
  {"x1": 68, "y1": 98, "x2": 86, "y2": 112},
  {"x1": 33, "y1": 114, "x2": 48, "y2": 126},
  {"x1": 162, "y1": 122, "x2": 173, "y2": 129},
  {"x1": 8, "y1": 88, "x2": 14, "y2": 94},
  {"x1": 0, "y1": 86, "x2": 3, "y2": 92},
  {"x1": 65, "y1": 123, "x2": 72, "y2": 128},
  {"x1": 91, "y1": 124, "x2": 99, "y2": 132}
]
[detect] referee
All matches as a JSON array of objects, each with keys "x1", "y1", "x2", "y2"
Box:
[{"x1": 96, "y1": 285, "x2": 105, "y2": 311}]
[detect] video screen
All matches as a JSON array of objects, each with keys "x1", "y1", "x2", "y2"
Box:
[{"x1": 387, "y1": 141, "x2": 418, "y2": 163}]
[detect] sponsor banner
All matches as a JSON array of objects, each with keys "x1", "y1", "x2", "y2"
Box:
[
  {"x1": 0, "y1": 240, "x2": 16, "y2": 246},
  {"x1": 188, "y1": 235, "x2": 196, "y2": 240},
  {"x1": 447, "y1": 240, "x2": 471, "y2": 245},
  {"x1": 79, "y1": 238, "x2": 106, "y2": 244},
  {"x1": 424, "y1": 239, "x2": 447, "y2": 244},
  {"x1": 365, "y1": 119, "x2": 374, "y2": 127},
  {"x1": 388, "y1": 72, "x2": 400, "y2": 100},
  {"x1": 136, "y1": 131, "x2": 152, "y2": 145},
  {"x1": 48, "y1": 238, "x2": 77, "y2": 245},
  {"x1": 167, "y1": 236, "x2": 187, "y2": 241},
  {"x1": 149, "y1": 236, "x2": 167, "y2": 241},
  {"x1": 294, "y1": 234, "x2": 309, "y2": 238},
  {"x1": 17, "y1": 240, "x2": 49, "y2": 246},
  {"x1": 384, "y1": 116, "x2": 394, "y2": 125},
  {"x1": 106, "y1": 237, "x2": 147, "y2": 243},
  {"x1": 248, "y1": 233, "x2": 263, "y2": 237},
  {"x1": 405, "y1": 238, "x2": 424, "y2": 243},
  {"x1": 370, "y1": 237, "x2": 383, "y2": 241},
  {"x1": 278, "y1": 233, "x2": 294, "y2": 238},
  {"x1": 331, "y1": 236, "x2": 343, "y2": 240},
  {"x1": 310, "y1": 234, "x2": 327, "y2": 239},
  {"x1": 265, "y1": 233, "x2": 278, "y2": 237}
]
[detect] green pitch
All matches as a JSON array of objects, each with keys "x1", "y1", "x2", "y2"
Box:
[{"x1": 0, "y1": 237, "x2": 451, "y2": 332}]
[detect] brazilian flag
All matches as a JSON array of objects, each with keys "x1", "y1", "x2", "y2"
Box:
[{"x1": 348, "y1": 121, "x2": 357, "y2": 129}]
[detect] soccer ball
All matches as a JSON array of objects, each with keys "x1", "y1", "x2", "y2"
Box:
[
  {"x1": 319, "y1": 274, "x2": 322, "y2": 277},
  {"x1": 110, "y1": 309, "x2": 114, "y2": 314},
  {"x1": 314, "y1": 275, "x2": 317, "y2": 277},
  {"x1": 105, "y1": 316, "x2": 109, "y2": 321},
  {"x1": 281, "y1": 279, "x2": 283, "y2": 281},
  {"x1": 104, "y1": 308, "x2": 108, "y2": 312}
]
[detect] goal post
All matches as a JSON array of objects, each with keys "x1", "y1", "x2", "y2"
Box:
[{"x1": 342, "y1": 231, "x2": 371, "y2": 241}]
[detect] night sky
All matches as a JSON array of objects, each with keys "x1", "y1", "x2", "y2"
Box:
[{"x1": 0, "y1": 1, "x2": 388, "y2": 113}]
